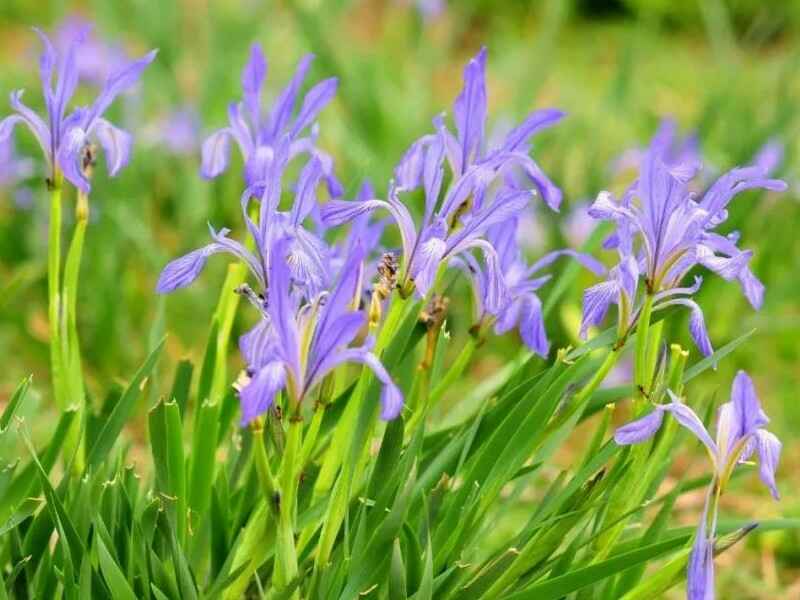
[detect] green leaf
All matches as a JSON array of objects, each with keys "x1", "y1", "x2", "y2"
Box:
[
  {"x1": 389, "y1": 538, "x2": 407, "y2": 600},
  {"x1": 96, "y1": 533, "x2": 138, "y2": 600},
  {"x1": 500, "y1": 536, "x2": 691, "y2": 600},
  {"x1": 149, "y1": 399, "x2": 187, "y2": 545},
  {"x1": 0, "y1": 375, "x2": 32, "y2": 433},
  {"x1": 169, "y1": 359, "x2": 194, "y2": 417},
  {"x1": 86, "y1": 337, "x2": 166, "y2": 470},
  {"x1": 683, "y1": 328, "x2": 755, "y2": 383}
]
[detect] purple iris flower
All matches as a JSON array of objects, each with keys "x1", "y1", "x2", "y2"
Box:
[
  {"x1": 611, "y1": 118, "x2": 702, "y2": 182},
  {"x1": 237, "y1": 237, "x2": 403, "y2": 423},
  {"x1": 0, "y1": 27, "x2": 157, "y2": 193},
  {"x1": 200, "y1": 44, "x2": 341, "y2": 198},
  {"x1": 580, "y1": 128, "x2": 787, "y2": 355},
  {"x1": 156, "y1": 142, "x2": 333, "y2": 296},
  {"x1": 322, "y1": 48, "x2": 565, "y2": 311},
  {"x1": 456, "y1": 216, "x2": 604, "y2": 356},
  {"x1": 615, "y1": 371, "x2": 781, "y2": 600}
]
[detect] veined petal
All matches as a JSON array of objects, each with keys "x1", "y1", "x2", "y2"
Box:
[
  {"x1": 240, "y1": 318, "x2": 275, "y2": 371},
  {"x1": 453, "y1": 47, "x2": 487, "y2": 171},
  {"x1": 241, "y1": 43, "x2": 267, "y2": 127},
  {"x1": 57, "y1": 125, "x2": 90, "y2": 193},
  {"x1": 755, "y1": 429, "x2": 781, "y2": 500},
  {"x1": 239, "y1": 361, "x2": 286, "y2": 425},
  {"x1": 579, "y1": 280, "x2": 618, "y2": 339},
  {"x1": 614, "y1": 407, "x2": 665, "y2": 445},
  {"x1": 290, "y1": 77, "x2": 338, "y2": 139},
  {"x1": 267, "y1": 238, "x2": 302, "y2": 378},
  {"x1": 411, "y1": 236, "x2": 446, "y2": 296},
  {"x1": 200, "y1": 128, "x2": 233, "y2": 179},
  {"x1": 321, "y1": 198, "x2": 387, "y2": 226},
  {"x1": 92, "y1": 117, "x2": 132, "y2": 176},
  {"x1": 516, "y1": 293, "x2": 549, "y2": 357},
  {"x1": 155, "y1": 243, "x2": 222, "y2": 293}
]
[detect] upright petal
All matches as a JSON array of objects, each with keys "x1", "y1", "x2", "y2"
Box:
[
  {"x1": 240, "y1": 318, "x2": 276, "y2": 371},
  {"x1": 755, "y1": 429, "x2": 781, "y2": 500},
  {"x1": 86, "y1": 49, "x2": 158, "y2": 127},
  {"x1": 200, "y1": 128, "x2": 233, "y2": 179},
  {"x1": 291, "y1": 157, "x2": 324, "y2": 226},
  {"x1": 289, "y1": 77, "x2": 338, "y2": 139},
  {"x1": 241, "y1": 44, "x2": 267, "y2": 127},
  {"x1": 730, "y1": 371, "x2": 768, "y2": 437},
  {"x1": 239, "y1": 361, "x2": 286, "y2": 425},
  {"x1": 93, "y1": 118, "x2": 132, "y2": 176},
  {"x1": 268, "y1": 54, "x2": 313, "y2": 139},
  {"x1": 453, "y1": 47, "x2": 487, "y2": 171},
  {"x1": 57, "y1": 124, "x2": 90, "y2": 193}
]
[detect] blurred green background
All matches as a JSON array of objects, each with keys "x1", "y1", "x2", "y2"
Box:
[{"x1": 0, "y1": 0, "x2": 798, "y2": 597}]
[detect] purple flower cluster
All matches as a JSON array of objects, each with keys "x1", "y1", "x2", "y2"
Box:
[
  {"x1": 580, "y1": 125, "x2": 787, "y2": 355},
  {"x1": 0, "y1": 26, "x2": 156, "y2": 193}
]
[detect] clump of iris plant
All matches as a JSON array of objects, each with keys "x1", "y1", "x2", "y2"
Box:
[
  {"x1": 615, "y1": 371, "x2": 781, "y2": 599},
  {"x1": 322, "y1": 47, "x2": 591, "y2": 355},
  {"x1": 580, "y1": 128, "x2": 787, "y2": 356}
]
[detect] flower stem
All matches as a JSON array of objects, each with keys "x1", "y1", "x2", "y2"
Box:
[
  {"x1": 47, "y1": 181, "x2": 65, "y2": 410},
  {"x1": 634, "y1": 292, "x2": 655, "y2": 403},
  {"x1": 61, "y1": 190, "x2": 89, "y2": 473},
  {"x1": 274, "y1": 418, "x2": 302, "y2": 597}
]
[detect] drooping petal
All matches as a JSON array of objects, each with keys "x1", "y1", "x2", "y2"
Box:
[
  {"x1": 737, "y1": 266, "x2": 764, "y2": 310},
  {"x1": 755, "y1": 429, "x2": 781, "y2": 500},
  {"x1": 93, "y1": 117, "x2": 132, "y2": 176},
  {"x1": 614, "y1": 407, "x2": 665, "y2": 445},
  {"x1": 655, "y1": 298, "x2": 713, "y2": 357},
  {"x1": 289, "y1": 77, "x2": 338, "y2": 139},
  {"x1": 5, "y1": 91, "x2": 51, "y2": 159},
  {"x1": 240, "y1": 318, "x2": 275, "y2": 371},
  {"x1": 517, "y1": 154, "x2": 562, "y2": 211},
  {"x1": 200, "y1": 128, "x2": 234, "y2": 179},
  {"x1": 239, "y1": 361, "x2": 286, "y2": 425},
  {"x1": 155, "y1": 243, "x2": 222, "y2": 293},
  {"x1": 579, "y1": 280, "x2": 618, "y2": 339},
  {"x1": 516, "y1": 293, "x2": 549, "y2": 357}
]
